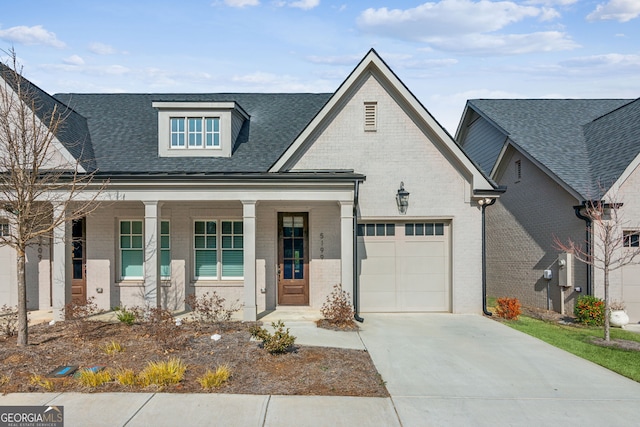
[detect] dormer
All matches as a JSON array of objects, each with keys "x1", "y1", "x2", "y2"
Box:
[{"x1": 152, "y1": 101, "x2": 249, "y2": 158}]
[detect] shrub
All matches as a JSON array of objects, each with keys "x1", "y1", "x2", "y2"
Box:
[
  {"x1": 0, "y1": 304, "x2": 18, "y2": 336},
  {"x1": 197, "y1": 365, "x2": 231, "y2": 389},
  {"x1": 574, "y1": 295, "x2": 605, "y2": 326},
  {"x1": 29, "y1": 374, "x2": 54, "y2": 391},
  {"x1": 102, "y1": 340, "x2": 124, "y2": 355},
  {"x1": 136, "y1": 306, "x2": 185, "y2": 350},
  {"x1": 495, "y1": 297, "x2": 522, "y2": 320},
  {"x1": 185, "y1": 292, "x2": 241, "y2": 324},
  {"x1": 76, "y1": 369, "x2": 112, "y2": 387},
  {"x1": 0, "y1": 374, "x2": 10, "y2": 387},
  {"x1": 64, "y1": 297, "x2": 102, "y2": 337},
  {"x1": 249, "y1": 320, "x2": 296, "y2": 354},
  {"x1": 114, "y1": 368, "x2": 136, "y2": 387},
  {"x1": 138, "y1": 358, "x2": 187, "y2": 387},
  {"x1": 320, "y1": 284, "x2": 355, "y2": 327},
  {"x1": 114, "y1": 306, "x2": 137, "y2": 325}
]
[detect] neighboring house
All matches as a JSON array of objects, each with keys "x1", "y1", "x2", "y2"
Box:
[
  {"x1": 0, "y1": 50, "x2": 502, "y2": 321},
  {"x1": 457, "y1": 98, "x2": 640, "y2": 323}
]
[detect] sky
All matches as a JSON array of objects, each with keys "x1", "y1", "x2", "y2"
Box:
[{"x1": 2, "y1": 0, "x2": 640, "y2": 133}]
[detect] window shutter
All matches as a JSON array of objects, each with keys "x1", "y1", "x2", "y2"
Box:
[{"x1": 364, "y1": 102, "x2": 377, "y2": 131}]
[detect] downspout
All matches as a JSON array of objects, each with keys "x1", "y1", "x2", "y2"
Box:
[
  {"x1": 353, "y1": 179, "x2": 364, "y2": 323},
  {"x1": 574, "y1": 204, "x2": 592, "y2": 295},
  {"x1": 481, "y1": 198, "x2": 497, "y2": 316}
]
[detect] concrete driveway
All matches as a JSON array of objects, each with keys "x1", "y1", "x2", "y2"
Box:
[{"x1": 357, "y1": 314, "x2": 640, "y2": 426}]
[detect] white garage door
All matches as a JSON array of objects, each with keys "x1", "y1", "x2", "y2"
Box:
[
  {"x1": 358, "y1": 221, "x2": 450, "y2": 312},
  {"x1": 621, "y1": 263, "x2": 640, "y2": 323}
]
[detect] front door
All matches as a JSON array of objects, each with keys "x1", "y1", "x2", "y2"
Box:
[
  {"x1": 278, "y1": 213, "x2": 309, "y2": 305},
  {"x1": 71, "y1": 218, "x2": 86, "y2": 303}
]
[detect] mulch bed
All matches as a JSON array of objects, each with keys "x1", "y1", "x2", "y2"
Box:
[{"x1": 0, "y1": 320, "x2": 388, "y2": 396}]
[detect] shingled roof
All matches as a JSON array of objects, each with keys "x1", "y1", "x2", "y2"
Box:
[
  {"x1": 0, "y1": 62, "x2": 95, "y2": 171},
  {"x1": 467, "y1": 98, "x2": 637, "y2": 199},
  {"x1": 53, "y1": 93, "x2": 332, "y2": 174}
]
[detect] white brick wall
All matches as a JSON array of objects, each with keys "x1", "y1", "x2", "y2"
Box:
[{"x1": 292, "y1": 74, "x2": 484, "y2": 313}]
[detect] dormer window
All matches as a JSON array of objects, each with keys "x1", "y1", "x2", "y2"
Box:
[
  {"x1": 170, "y1": 117, "x2": 220, "y2": 149},
  {"x1": 153, "y1": 101, "x2": 248, "y2": 158}
]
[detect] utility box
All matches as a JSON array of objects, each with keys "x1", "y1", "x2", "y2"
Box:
[
  {"x1": 543, "y1": 269, "x2": 552, "y2": 280},
  {"x1": 558, "y1": 252, "x2": 573, "y2": 287}
]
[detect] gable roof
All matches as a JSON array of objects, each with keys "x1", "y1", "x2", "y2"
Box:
[
  {"x1": 0, "y1": 62, "x2": 95, "y2": 171},
  {"x1": 53, "y1": 93, "x2": 331, "y2": 174},
  {"x1": 463, "y1": 98, "x2": 635, "y2": 199},
  {"x1": 271, "y1": 49, "x2": 500, "y2": 193}
]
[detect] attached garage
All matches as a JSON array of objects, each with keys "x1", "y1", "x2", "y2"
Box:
[
  {"x1": 358, "y1": 221, "x2": 450, "y2": 312},
  {"x1": 621, "y1": 263, "x2": 640, "y2": 323}
]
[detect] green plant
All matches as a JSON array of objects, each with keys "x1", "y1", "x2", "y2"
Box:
[
  {"x1": 0, "y1": 374, "x2": 10, "y2": 387},
  {"x1": 249, "y1": 320, "x2": 296, "y2": 354},
  {"x1": 574, "y1": 295, "x2": 605, "y2": 326},
  {"x1": 197, "y1": 365, "x2": 231, "y2": 389},
  {"x1": 0, "y1": 304, "x2": 18, "y2": 336},
  {"x1": 320, "y1": 284, "x2": 355, "y2": 327},
  {"x1": 138, "y1": 358, "x2": 187, "y2": 387},
  {"x1": 76, "y1": 369, "x2": 112, "y2": 387},
  {"x1": 495, "y1": 297, "x2": 521, "y2": 320},
  {"x1": 102, "y1": 340, "x2": 124, "y2": 355},
  {"x1": 115, "y1": 306, "x2": 137, "y2": 325},
  {"x1": 114, "y1": 368, "x2": 136, "y2": 387},
  {"x1": 185, "y1": 292, "x2": 241, "y2": 324}
]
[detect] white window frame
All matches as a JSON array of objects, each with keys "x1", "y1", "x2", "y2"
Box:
[
  {"x1": 623, "y1": 230, "x2": 640, "y2": 248},
  {"x1": 170, "y1": 117, "x2": 221, "y2": 150},
  {"x1": 160, "y1": 220, "x2": 171, "y2": 279},
  {"x1": 0, "y1": 222, "x2": 9, "y2": 237},
  {"x1": 193, "y1": 219, "x2": 244, "y2": 281},
  {"x1": 119, "y1": 219, "x2": 144, "y2": 280}
]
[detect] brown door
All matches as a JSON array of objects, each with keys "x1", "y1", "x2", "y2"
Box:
[
  {"x1": 71, "y1": 218, "x2": 87, "y2": 303},
  {"x1": 278, "y1": 213, "x2": 309, "y2": 305}
]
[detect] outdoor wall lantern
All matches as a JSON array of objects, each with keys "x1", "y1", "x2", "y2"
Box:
[{"x1": 396, "y1": 182, "x2": 410, "y2": 214}]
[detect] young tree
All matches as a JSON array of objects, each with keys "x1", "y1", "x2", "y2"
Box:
[
  {"x1": 0, "y1": 49, "x2": 106, "y2": 346},
  {"x1": 554, "y1": 197, "x2": 640, "y2": 341}
]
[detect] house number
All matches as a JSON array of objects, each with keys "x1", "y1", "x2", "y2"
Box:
[{"x1": 319, "y1": 233, "x2": 324, "y2": 259}]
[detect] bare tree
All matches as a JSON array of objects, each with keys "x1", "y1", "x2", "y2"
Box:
[
  {"x1": 554, "y1": 195, "x2": 640, "y2": 341},
  {"x1": 0, "y1": 49, "x2": 106, "y2": 346}
]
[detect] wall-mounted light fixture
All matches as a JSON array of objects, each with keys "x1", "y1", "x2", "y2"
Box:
[
  {"x1": 396, "y1": 182, "x2": 410, "y2": 214},
  {"x1": 477, "y1": 197, "x2": 494, "y2": 206}
]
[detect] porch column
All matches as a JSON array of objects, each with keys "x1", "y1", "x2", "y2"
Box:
[
  {"x1": 144, "y1": 201, "x2": 162, "y2": 308},
  {"x1": 242, "y1": 201, "x2": 257, "y2": 321},
  {"x1": 52, "y1": 204, "x2": 69, "y2": 320},
  {"x1": 340, "y1": 201, "x2": 354, "y2": 295}
]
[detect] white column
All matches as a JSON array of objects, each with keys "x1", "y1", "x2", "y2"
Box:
[
  {"x1": 242, "y1": 201, "x2": 257, "y2": 321},
  {"x1": 144, "y1": 201, "x2": 161, "y2": 308},
  {"x1": 52, "y1": 204, "x2": 69, "y2": 320},
  {"x1": 340, "y1": 201, "x2": 354, "y2": 295}
]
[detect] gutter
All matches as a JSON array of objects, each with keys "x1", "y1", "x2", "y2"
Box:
[
  {"x1": 353, "y1": 179, "x2": 364, "y2": 323},
  {"x1": 480, "y1": 198, "x2": 497, "y2": 316}
]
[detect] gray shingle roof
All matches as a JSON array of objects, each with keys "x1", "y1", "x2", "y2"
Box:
[
  {"x1": 53, "y1": 93, "x2": 332, "y2": 173},
  {"x1": 468, "y1": 99, "x2": 635, "y2": 199},
  {"x1": 1, "y1": 63, "x2": 95, "y2": 171}
]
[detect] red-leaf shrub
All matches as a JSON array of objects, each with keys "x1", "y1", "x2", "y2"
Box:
[{"x1": 496, "y1": 297, "x2": 521, "y2": 320}]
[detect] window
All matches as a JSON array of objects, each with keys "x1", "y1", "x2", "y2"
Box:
[
  {"x1": 194, "y1": 220, "x2": 244, "y2": 280},
  {"x1": 357, "y1": 223, "x2": 395, "y2": 237},
  {"x1": 405, "y1": 223, "x2": 445, "y2": 236},
  {"x1": 161, "y1": 221, "x2": 171, "y2": 278},
  {"x1": 120, "y1": 220, "x2": 143, "y2": 279},
  {"x1": 364, "y1": 102, "x2": 377, "y2": 131},
  {"x1": 623, "y1": 231, "x2": 640, "y2": 247},
  {"x1": 0, "y1": 222, "x2": 8, "y2": 237},
  {"x1": 171, "y1": 117, "x2": 220, "y2": 149}
]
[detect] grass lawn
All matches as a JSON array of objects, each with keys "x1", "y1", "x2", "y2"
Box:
[{"x1": 503, "y1": 316, "x2": 640, "y2": 382}]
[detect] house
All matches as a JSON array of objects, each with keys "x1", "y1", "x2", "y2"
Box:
[
  {"x1": 0, "y1": 50, "x2": 502, "y2": 321},
  {"x1": 456, "y1": 98, "x2": 640, "y2": 323}
]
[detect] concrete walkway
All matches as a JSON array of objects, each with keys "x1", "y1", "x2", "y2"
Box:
[{"x1": 2, "y1": 313, "x2": 639, "y2": 426}]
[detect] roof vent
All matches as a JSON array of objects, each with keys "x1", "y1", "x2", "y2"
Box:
[{"x1": 364, "y1": 102, "x2": 377, "y2": 131}]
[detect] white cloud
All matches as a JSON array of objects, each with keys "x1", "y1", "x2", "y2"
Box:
[
  {"x1": 274, "y1": 0, "x2": 320, "y2": 10},
  {"x1": 224, "y1": 0, "x2": 260, "y2": 7},
  {"x1": 357, "y1": 1, "x2": 544, "y2": 39},
  {"x1": 0, "y1": 25, "x2": 65, "y2": 48},
  {"x1": 427, "y1": 31, "x2": 579, "y2": 55},
  {"x1": 525, "y1": 0, "x2": 577, "y2": 5},
  {"x1": 587, "y1": 0, "x2": 640, "y2": 22},
  {"x1": 560, "y1": 53, "x2": 640, "y2": 69},
  {"x1": 89, "y1": 42, "x2": 116, "y2": 55},
  {"x1": 306, "y1": 54, "x2": 363, "y2": 65},
  {"x1": 63, "y1": 55, "x2": 85, "y2": 66}
]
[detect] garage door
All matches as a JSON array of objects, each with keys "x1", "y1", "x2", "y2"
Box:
[
  {"x1": 621, "y1": 263, "x2": 640, "y2": 323},
  {"x1": 358, "y1": 221, "x2": 450, "y2": 312}
]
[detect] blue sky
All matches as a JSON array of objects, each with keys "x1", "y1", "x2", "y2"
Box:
[{"x1": 2, "y1": 0, "x2": 640, "y2": 132}]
